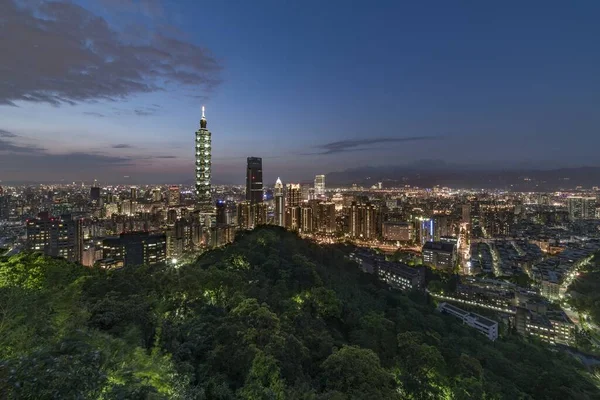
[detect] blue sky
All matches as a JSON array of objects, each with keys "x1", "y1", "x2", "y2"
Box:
[{"x1": 1, "y1": 0, "x2": 599, "y2": 184}]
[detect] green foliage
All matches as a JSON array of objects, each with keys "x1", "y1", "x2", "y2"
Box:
[{"x1": 1, "y1": 227, "x2": 599, "y2": 399}]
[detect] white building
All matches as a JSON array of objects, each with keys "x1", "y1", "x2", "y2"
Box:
[{"x1": 438, "y1": 302, "x2": 498, "y2": 341}]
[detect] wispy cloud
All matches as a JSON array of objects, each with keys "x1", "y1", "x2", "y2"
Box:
[
  {"x1": 0, "y1": 129, "x2": 18, "y2": 138},
  {"x1": 112, "y1": 144, "x2": 134, "y2": 149},
  {"x1": 306, "y1": 136, "x2": 441, "y2": 155},
  {"x1": 83, "y1": 112, "x2": 107, "y2": 118}
]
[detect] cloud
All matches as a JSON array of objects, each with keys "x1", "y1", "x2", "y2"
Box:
[
  {"x1": 0, "y1": 129, "x2": 18, "y2": 138},
  {"x1": 0, "y1": 137, "x2": 45, "y2": 154},
  {"x1": 309, "y1": 136, "x2": 441, "y2": 155},
  {"x1": 83, "y1": 112, "x2": 107, "y2": 118},
  {"x1": 0, "y1": 0, "x2": 221, "y2": 106},
  {"x1": 112, "y1": 143, "x2": 134, "y2": 149}
]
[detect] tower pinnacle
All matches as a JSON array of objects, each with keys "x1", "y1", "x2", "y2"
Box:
[{"x1": 200, "y1": 106, "x2": 207, "y2": 129}]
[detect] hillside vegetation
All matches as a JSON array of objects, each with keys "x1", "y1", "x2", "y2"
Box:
[{"x1": 1, "y1": 227, "x2": 598, "y2": 399}]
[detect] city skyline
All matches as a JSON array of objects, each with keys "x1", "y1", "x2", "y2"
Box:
[{"x1": 2, "y1": 0, "x2": 600, "y2": 184}]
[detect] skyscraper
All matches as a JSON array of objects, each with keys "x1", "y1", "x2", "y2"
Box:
[
  {"x1": 246, "y1": 157, "x2": 263, "y2": 204},
  {"x1": 349, "y1": 202, "x2": 378, "y2": 240},
  {"x1": 90, "y1": 186, "x2": 100, "y2": 202},
  {"x1": 195, "y1": 106, "x2": 212, "y2": 213},
  {"x1": 286, "y1": 183, "x2": 301, "y2": 207},
  {"x1": 314, "y1": 174, "x2": 325, "y2": 196},
  {"x1": 274, "y1": 177, "x2": 284, "y2": 226}
]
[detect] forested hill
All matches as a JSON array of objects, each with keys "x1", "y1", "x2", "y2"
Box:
[{"x1": 1, "y1": 228, "x2": 599, "y2": 399}]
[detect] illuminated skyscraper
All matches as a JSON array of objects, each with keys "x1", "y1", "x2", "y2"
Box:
[
  {"x1": 286, "y1": 183, "x2": 301, "y2": 207},
  {"x1": 246, "y1": 157, "x2": 263, "y2": 204},
  {"x1": 314, "y1": 174, "x2": 325, "y2": 196},
  {"x1": 274, "y1": 178, "x2": 284, "y2": 226},
  {"x1": 195, "y1": 106, "x2": 212, "y2": 213}
]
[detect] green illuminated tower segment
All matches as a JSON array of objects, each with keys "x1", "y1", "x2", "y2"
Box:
[{"x1": 195, "y1": 106, "x2": 212, "y2": 212}]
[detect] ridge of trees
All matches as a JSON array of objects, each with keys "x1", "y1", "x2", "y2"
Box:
[{"x1": 1, "y1": 227, "x2": 598, "y2": 399}]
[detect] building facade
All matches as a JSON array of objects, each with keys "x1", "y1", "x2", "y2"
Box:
[
  {"x1": 274, "y1": 178, "x2": 284, "y2": 227},
  {"x1": 26, "y1": 212, "x2": 81, "y2": 263},
  {"x1": 195, "y1": 107, "x2": 213, "y2": 213},
  {"x1": 246, "y1": 157, "x2": 263, "y2": 204}
]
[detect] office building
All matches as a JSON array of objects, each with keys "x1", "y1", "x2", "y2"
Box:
[
  {"x1": 422, "y1": 241, "x2": 456, "y2": 269},
  {"x1": 286, "y1": 183, "x2": 301, "y2": 207},
  {"x1": 274, "y1": 178, "x2": 284, "y2": 227},
  {"x1": 314, "y1": 174, "x2": 325, "y2": 196},
  {"x1": 438, "y1": 302, "x2": 498, "y2": 341},
  {"x1": 377, "y1": 261, "x2": 425, "y2": 291},
  {"x1": 195, "y1": 106, "x2": 213, "y2": 213},
  {"x1": 567, "y1": 196, "x2": 596, "y2": 220},
  {"x1": 168, "y1": 186, "x2": 180, "y2": 207},
  {"x1": 349, "y1": 202, "x2": 378, "y2": 240},
  {"x1": 101, "y1": 232, "x2": 166, "y2": 267},
  {"x1": 130, "y1": 186, "x2": 138, "y2": 200},
  {"x1": 26, "y1": 212, "x2": 82, "y2": 263},
  {"x1": 90, "y1": 186, "x2": 101, "y2": 202},
  {"x1": 246, "y1": 157, "x2": 263, "y2": 204},
  {"x1": 382, "y1": 222, "x2": 412, "y2": 241}
]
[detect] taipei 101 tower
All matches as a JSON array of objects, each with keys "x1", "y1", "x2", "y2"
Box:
[{"x1": 195, "y1": 106, "x2": 213, "y2": 214}]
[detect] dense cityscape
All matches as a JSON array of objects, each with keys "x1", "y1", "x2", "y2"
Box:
[
  {"x1": 3, "y1": 0, "x2": 600, "y2": 398},
  {"x1": 2, "y1": 107, "x2": 600, "y2": 354}
]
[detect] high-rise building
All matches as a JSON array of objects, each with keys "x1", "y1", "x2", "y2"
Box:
[
  {"x1": 274, "y1": 178, "x2": 284, "y2": 227},
  {"x1": 168, "y1": 186, "x2": 180, "y2": 207},
  {"x1": 285, "y1": 206, "x2": 301, "y2": 231},
  {"x1": 216, "y1": 200, "x2": 227, "y2": 225},
  {"x1": 567, "y1": 196, "x2": 596, "y2": 220},
  {"x1": 152, "y1": 188, "x2": 162, "y2": 202},
  {"x1": 246, "y1": 157, "x2": 263, "y2": 204},
  {"x1": 350, "y1": 202, "x2": 378, "y2": 240},
  {"x1": 195, "y1": 106, "x2": 213, "y2": 213},
  {"x1": 318, "y1": 202, "x2": 336, "y2": 234},
  {"x1": 301, "y1": 206, "x2": 313, "y2": 233},
  {"x1": 462, "y1": 203, "x2": 471, "y2": 224},
  {"x1": 252, "y1": 203, "x2": 268, "y2": 226},
  {"x1": 130, "y1": 186, "x2": 138, "y2": 200},
  {"x1": 237, "y1": 201, "x2": 252, "y2": 229},
  {"x1": 101, "y1": 232, "x2": 166, "y2": 267},
  {"x1": 90, "y1": 186, "x2": 101, "y2": 202},
  {"x1": 314, "y1": 174, "x2": 325, "y2": 196},
  {"x1": 26, "y1": 212, "x2": 81, "y2": 263},
  {"x1": 0, "y1": 193, "x2": 10, "y2": 221},
  {"x1": 286, "y1": 183, "x2": 301, "y2": 207}
]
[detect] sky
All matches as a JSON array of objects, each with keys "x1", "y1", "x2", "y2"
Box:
[{"x1": 1, "y1": 0, "x2": 600, "y2": 185}]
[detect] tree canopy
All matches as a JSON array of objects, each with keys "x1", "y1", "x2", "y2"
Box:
[{"x1": 1, "y1": 227, "x2": 599, "y2": 399}]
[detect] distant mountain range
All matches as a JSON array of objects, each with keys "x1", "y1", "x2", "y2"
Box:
[{"x1": 325, "y1": 162, "x2": 600, "y2": 190}]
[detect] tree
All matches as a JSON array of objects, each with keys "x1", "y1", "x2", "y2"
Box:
[{"x1": 321, "y1": 346, "x2": 398, "y2": 399}]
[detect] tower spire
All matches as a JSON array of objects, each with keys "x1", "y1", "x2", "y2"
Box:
[{"x1": 200, "y1": 105, "x2": 207, "y2": 129}]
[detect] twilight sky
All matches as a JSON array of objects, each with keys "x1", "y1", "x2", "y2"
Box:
[{"x1": 1, "y1": 0, "x2": 600, "y2": 185}]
